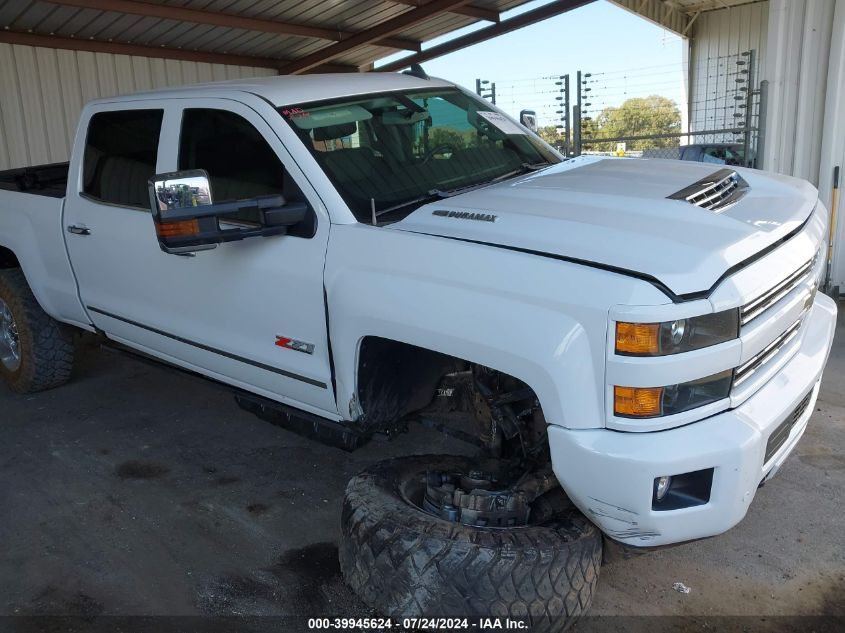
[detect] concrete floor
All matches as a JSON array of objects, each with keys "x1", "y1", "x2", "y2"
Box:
[{"x1": 1, "y1": 310, "x2": 843, "y2": 631}]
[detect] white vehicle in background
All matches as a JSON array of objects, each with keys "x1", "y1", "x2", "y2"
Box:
[{"x1": 0, "y1": 70, "x2": 837, "y2": 631}]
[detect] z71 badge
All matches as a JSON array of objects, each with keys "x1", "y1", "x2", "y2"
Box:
[{"x1": 275, "y1": 336, "x2": 315, "y2": 354}]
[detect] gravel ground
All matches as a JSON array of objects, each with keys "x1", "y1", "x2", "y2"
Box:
[{"x1": 0, "y1": 310, "x2": 843, "y2": 632}]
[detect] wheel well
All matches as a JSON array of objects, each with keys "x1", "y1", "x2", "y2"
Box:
[
  {"x1": 0, "y1": 246, "x2": 19, "y2": 269},
  {"x1": 355, "y1": 337, "x2": 546, "y2": 459},
  {"x1": 356, "y1": 337, "x2": 465, "y2": 430}
]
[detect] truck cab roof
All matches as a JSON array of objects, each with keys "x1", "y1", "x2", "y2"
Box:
[{"x1": 88, "y1": 72, "x2": 457, "y2": 108}]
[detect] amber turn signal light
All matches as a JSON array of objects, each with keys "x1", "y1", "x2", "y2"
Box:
[
  {"x1": 156, "y1": 219, "x2": 200, "y2": 238},
  {"x1": 614, "y1": 385, "x2": 663, "y2": 418},
  {"x1": 615, "y1": 322, "x2": 660, "y2": 355}
]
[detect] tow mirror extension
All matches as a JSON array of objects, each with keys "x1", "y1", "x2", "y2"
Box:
[{"x1": 148, "y1": 169, "x2": 309, "y2": 255}]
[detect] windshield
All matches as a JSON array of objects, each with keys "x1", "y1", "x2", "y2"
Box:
[{"x1": 279, "y1": 88, "x2": 561, "y2": 222}]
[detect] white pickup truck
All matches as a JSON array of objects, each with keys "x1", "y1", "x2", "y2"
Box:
[{"x1": 0, "y1": 71, "x2": 837, "y2": 628}]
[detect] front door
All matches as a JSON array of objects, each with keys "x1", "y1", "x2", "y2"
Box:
[{"x1": 64, "y1": 98, "x2": 337, "y2": 417}]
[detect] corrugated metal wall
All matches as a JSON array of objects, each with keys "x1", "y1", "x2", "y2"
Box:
[
  {"x1": 761, "y1": 0, "x2": 836, "y2": 183},
  {"x1": 0, "y1": 44, "x2": 275, "y2": 170},
  {"x1": 688, "y1": 1, "x2": 768, "y2": 133}
]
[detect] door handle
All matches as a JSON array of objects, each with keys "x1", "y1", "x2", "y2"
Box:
[{"x1": 67, "y1": 225, "x2": 91, "y2": 236}]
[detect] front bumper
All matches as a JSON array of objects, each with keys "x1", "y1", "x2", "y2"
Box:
[{"x1": 548, "y1": 293, "x2": 838, "y2": 547}]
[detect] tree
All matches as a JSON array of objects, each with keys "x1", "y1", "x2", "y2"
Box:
[
  {"x1": 589, "y1": 95, "x2": 681, "y2": 151},
  {"x1": 428, "y1": 126, "x2": 471, "y2": 149},
  {"x1": 536, "y1": 125, "x2": 561, "y2": 146}
]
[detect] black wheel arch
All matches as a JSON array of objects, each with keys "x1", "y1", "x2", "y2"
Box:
[{"x1": 0, "y1": 245, "x2": 20, "y2": 269}]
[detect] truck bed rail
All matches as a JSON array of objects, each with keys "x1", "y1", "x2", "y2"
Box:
[{"x1": 0, "y1": 162, "x2": 69, "y2": 198}]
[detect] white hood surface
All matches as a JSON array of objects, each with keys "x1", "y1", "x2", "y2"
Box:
[{"x1": 389, "y1": 157, "x2": 818, "y2": 298}]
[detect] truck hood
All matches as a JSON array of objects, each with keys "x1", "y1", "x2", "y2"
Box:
[{"x1": 388, "y1": 157, "x2": 818, "y2": 298}]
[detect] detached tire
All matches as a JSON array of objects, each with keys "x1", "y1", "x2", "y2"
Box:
[
  {"x1": 340, "y1": 455, "x2": 602, "y2": 632},
  {"x1": 0, "y1": 269, "x2": 74, "y2": 393}
]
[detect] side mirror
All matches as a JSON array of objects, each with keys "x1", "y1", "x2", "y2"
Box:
[
  {"x1": 519, "y1": 109, "x2": 538, "y2": 133},
  {"x1": 147, "y1": 169, "x2": 309, "y2": 255}
]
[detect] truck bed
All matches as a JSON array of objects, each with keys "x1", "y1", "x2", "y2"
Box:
[
  {"x1": 0, "y1": 165, "x2": 90, "y2": 328},
  {"x1": 0, "y1": 162, "x2": 69, "y2": 199}
]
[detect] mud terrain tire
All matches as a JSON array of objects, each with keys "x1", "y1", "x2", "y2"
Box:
[
  {"x1": 0, "y1": 269, "x2": 74, "y2": 393},
  {"x1": 340, "y1": 455, "x2": 602, "y2": 632}
]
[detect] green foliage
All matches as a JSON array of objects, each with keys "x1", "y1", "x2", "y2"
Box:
[
  {"x1": 536, "y1": 125, "x2": 561, "y2": 145},
  {"x1": 586, "y1": 95, "x2": 681, "y2": 151},
  {"x1": 428, "y1": 126, "x2": 471, "y2": 149}
]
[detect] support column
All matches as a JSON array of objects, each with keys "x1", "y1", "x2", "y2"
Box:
[{"x1": 819, "y1": 0, "x2": 845, "y2": 290}]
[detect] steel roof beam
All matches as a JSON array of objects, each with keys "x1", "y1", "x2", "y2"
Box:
[
  {"x1": 279, "y1": 0, "x2": 475, "y2": 74},
  {"x1": 0, "y1": 30, "x2": 360, "y2": 73},
  {"x1": 44, "y1": 0, "x2": 422, "y2": 52},
  {"x1": 378, "y1": 0, "x2": 595, "y2": 72},
  {"x1": 389, "y1": 0, "x2": 501, "y2": 22}
]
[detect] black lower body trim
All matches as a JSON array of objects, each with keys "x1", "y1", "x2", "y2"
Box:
[
  {"x1": 87, "y1": 305, "x2": 327, "y2": 389},
  {"x1": 235, "y1": 392, "x2": 369, "y2": 451}
]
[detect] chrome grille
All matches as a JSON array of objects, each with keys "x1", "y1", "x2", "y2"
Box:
[
  {"x1": 741, "y1": 256, "x2": 815, "y2": 326},
  {"x1": 733, "y1": 318, "x2": 803, "y2": 388},
  {"x1": 668, "y1": 169, "x2": 749, "y2": 211},
  {"x1": 686, "y1": 173, "x2": 739, "y2": 208}
]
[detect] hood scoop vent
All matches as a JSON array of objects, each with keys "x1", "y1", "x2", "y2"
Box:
[{"x1": 668, "y1": 168, "x2": 749, "y2": 212}]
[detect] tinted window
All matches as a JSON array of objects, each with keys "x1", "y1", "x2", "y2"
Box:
[
  {"x1": 281, "y1": 89, "x2": 560, "y2": 223},
  {"x1": 178, "y1": 108, "x2": 313, "y2": 235},
  {"x1": 83, "y1": 109, "x2": 163, "y2": 208},
  {"x1": 179, "y1": 109, "x2": 287, "y2": 202}
]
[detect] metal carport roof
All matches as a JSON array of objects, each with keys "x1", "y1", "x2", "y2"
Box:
[
  {"x1": 610, "y1": 0, "x2": 764, "y2": 37},
  {"x1": 0, "y1": 0, "x2": 592, "y2": 74}
]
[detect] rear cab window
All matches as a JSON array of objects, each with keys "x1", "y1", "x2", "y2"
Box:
[{"x1": 82, "y1": 109, "x2": 163, "y2": 209}]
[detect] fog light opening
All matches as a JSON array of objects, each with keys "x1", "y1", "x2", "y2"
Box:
[
  {"x1": 655, "y1": 475, "x2": 672, "y2": 501},
  {"x1": 652, "y1": 468, "x2": 715, "y2": 511}
]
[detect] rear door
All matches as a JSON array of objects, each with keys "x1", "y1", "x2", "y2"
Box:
[{"x1": 63, "y1": 98, "x2": 338, "y2": 417}]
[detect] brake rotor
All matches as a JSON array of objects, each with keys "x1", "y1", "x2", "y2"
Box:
[{"x1": 422, "y1": 469, "x2": 531, "y2": 528}]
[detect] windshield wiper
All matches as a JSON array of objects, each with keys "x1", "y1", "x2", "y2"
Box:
[
  {"x1": 375, "y1": 162, "x2": 553, "y2": 219},
  {"x1": 473, "y1": 162, "x2": 551, "y2": 187},
  {"x1": 521, "y1": 161, "x2": 553, "y2": 171},
  {"x1": 376, "y1": 189, "x2": 450, "y2": 218}
]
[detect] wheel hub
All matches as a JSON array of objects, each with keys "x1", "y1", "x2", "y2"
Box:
[
  {"x1": 422, "y1": 469, "x2": 531, "y2": 528},
  {"x1": 0, "y1": 298, "x2": 21, "y2": 372}
]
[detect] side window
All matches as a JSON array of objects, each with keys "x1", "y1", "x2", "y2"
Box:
[
  {"x1": 179, "y1": 108, "x2": 313, "y2": 236},
  {"x1": 724, "y1": 147, "x2": 743, "y2": 166},
  {"x1": 179, "y1": 109, "x2": 290, "y2": 203},
  {"x1": 83, "y1": 109, "x2": 163, "y2": 208},
  {"x1": 702, "y1": 147, "x2": 727, "y2": 165}
]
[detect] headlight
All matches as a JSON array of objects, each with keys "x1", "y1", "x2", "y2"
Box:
[
  {"x1": 614, "y1": 370, "x2": 733, "y2": 418},
  {"x1": 615, "y1": 309, "x2": 739, "y2": 356}
]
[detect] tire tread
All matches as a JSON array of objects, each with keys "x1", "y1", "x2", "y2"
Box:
[
  {"x1": 339, "y1": 455, "x2": 602, "y2": 632},
  {"x1": 0, "y1": 268, "x2": 74, "y2": 393}
]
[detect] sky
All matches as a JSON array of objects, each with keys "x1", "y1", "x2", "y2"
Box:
[{"x1": 375, "y1": 0, "x2": 686, "y2": 127}]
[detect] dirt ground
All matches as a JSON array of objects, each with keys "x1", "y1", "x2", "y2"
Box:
[{"x1": 0, "y1": 310, "x2": 843, "y2": 632}]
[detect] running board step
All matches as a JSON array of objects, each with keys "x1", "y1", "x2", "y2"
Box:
[{"x1": 234, "y1": 393, "x2": 371, "y2": 452}]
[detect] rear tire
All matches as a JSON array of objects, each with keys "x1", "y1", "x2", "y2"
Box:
[
  {"x1": 0, "y1": 269, "x2": 74, "y2": 393},
  {"x1": 340, "y1": 455, "x2": 602, "y2": 632}
]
